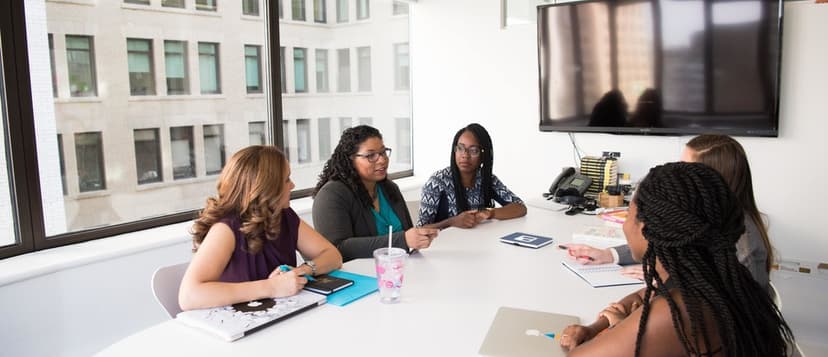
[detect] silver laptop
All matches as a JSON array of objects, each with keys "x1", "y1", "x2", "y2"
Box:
[{"x1": 479, "y1": 306, "x2": 580, "y2": 357}]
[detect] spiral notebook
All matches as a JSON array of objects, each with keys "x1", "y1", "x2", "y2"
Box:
[{"x1": 561, "y1": 260, "x2": 643, "y2": 288}]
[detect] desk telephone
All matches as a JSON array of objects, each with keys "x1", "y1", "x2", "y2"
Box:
[{"x1": 547, "y1": 167, "x2": 592, "y2": 204}]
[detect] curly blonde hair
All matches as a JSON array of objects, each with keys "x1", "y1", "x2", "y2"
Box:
[{"x1": 191, "y1": 145, "x2": 289, "y2": 254}]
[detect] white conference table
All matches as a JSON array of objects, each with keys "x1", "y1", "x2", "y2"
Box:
[{"x1": 99, "y1": 204, "x2": 640, "y2": 356}]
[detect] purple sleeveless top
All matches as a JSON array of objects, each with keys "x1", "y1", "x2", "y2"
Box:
[{"x1": 218, "y1": 207, "x2": 300, "y2": 283}]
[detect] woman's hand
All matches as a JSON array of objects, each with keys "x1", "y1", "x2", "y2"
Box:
[
  {"x1": 563, "y1": 243, "x2": 614, "y2": 264},
  {"x1": 449, "y1": 211, "x2": 481, "y2": 228},
  {"x1": 599, "y1": 303, "x2": 629, "y2": 328},
  {"x1": 620, "y1": 264, "x2": 644, "y2": 280},
  {"x1": 560, "y1": 324, "x2": 597, "y2": 350},
  {"x1": 405, "y1": 227, "x2": 439, "y2": 249},
  {"x1": 266, "y1": 267, "x2": 308, "y2": 297}
]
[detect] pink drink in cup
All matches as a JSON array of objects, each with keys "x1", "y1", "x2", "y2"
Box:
[{"x1": 373, "y1": 247, "x2": 407, "y2": 304}]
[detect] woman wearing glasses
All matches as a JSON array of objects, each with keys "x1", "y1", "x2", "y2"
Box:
[
  {"x1": 417, "y1": 123, "x2": 526, "y2": 229},
  {"x1": 313, "y1": 125, "x2": 439, "y2": 261}
]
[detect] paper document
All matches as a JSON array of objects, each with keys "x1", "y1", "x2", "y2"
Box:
[{"x1": 561, "y1": 260, "x2": 643, "y2": 288}]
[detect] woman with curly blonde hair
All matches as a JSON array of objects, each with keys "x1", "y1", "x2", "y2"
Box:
[{"x1": 179, "y1": 145, "x2": 342, "y2": 310}]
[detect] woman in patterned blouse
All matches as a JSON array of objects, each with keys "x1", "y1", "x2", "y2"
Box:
[{"x1": 417, "y1": 123, "x2": 526, "y2": 229}]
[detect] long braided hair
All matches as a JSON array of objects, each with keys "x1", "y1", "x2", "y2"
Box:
[
  {"x1": 449, "y1": 123, "x2": 495, "y2": 211},
  {"x1": 313, "y1": 125, "x2": 383, "y2": 208},
  {"x1": 632, "y1": 162, "x2": 793, "y2": 356}
]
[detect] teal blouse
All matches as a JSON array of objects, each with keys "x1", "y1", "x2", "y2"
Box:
[{"x1": 372, "y1": 185, "x2": 403, "y2": 235}]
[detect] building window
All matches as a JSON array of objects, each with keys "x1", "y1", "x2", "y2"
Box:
[
  {"x1": 49, "y1": 34, "x2": 57, "y2": 97},
  {"x1": 125, "y1": 0, "x2": 150, "y2": 4},
  {"x1": 393, "y1": 1, "x2": 409, "y2": 15},
  {"x1": 162, "y1": 0, "x2": 185, "y2": 8},
  {"x1": 279, "y1": 0, "x2": 284, "y2": 18},
  {"x1": 57, "y1": 135, "x2": 67, "y2": 195},
  {"x1": 196, "y1": 0, "x2": 217, "y2": 11},
  {"x1": 359, "y1": 117, "x2": 372, "y2": 126},
  {"x1": 294, "y1": 47, "x2": 308, "y2": 93},
  {"x1": 396, "y1": 117, "x2": 411, "y2": 164},
  {"x1": 292, "y1": 0, "x2": 306, "y2": 21},
  {"x1": 75, "y1": 132, "x2": 106, "y2": 192},
  {"x1": 280, "y1": 47, "x2": 287, "y2": 93},
  {"x1": 296, "y1": 119, "x2": 311, "y2": 163},
  {"x1": 203, "y1": 125, "x2": 225, "y2": 175},
  {"x1": 65, "y1": 35, "x2": 97, "y2": 97},
  {"x1": 245, "y1": 45, "x2": 263, "y2": 93},
  {"x1": 164, "y1": 40, "x2": 189, "y2": 95},
  {"x1": 337, "y1": 0, "x2": 348, "y2": 23},
  {"x1": 248, "y1": 121, "x2": 266, "y2": 145},
  {"x1": 199, "y1": 42, "x2": 221, "y2": 94},
  {"x1": 394, "y1": 42, "x2": 410, "y2": 90},
  {"x1": 318, "y1": 118, "x2": 331, "y2": 160},
  {"x1": 243, "y1": 0, "x2": 259, "y2": 16},
  {"x1": 357, "y1": 46, "x2": 371, "y2": 92},
  {"x1": 357, "y1": 0, "x2": 369, "y2": 20},
  {"x1": 337, "y1": 48, "x2": 350, "y2": 92},
  {"x1": 339, "y1": 117, "x2": 352, "y2": 134},
  {"x1": 127, "y1": 38, "x2": 156, "y2": 96},
  {"x1": 134, "y1": 129, "x2": 163, "y2": 184},
  {"x1": 314, "y1": 0, "x2": 326, "y2": 23},
  {"x1": 315, "y1": 49, "x2": 329, "y2": 92},
  {"x1": 170, "y1": 126, "x2": 195, "y2": 180},
  {"x1": 282, "y1": 120, "x2": 291, "y2": 161}
]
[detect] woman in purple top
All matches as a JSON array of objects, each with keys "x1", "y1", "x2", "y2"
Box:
[{"x1": 179, "y1": 146, "x2": 342, "y2": 310}]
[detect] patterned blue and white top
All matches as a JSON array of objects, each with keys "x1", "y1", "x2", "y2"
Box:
[{"x1": 417, "y1": 167, "x2": 523, "y2": 226}]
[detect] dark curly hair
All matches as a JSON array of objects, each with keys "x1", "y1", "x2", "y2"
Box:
[
  {"x1": 450, "y1": 123, "x2": 495, "y2": 211},
  {"x1": 313, "y1": 125, "x2": 383, "y2": 208},
  {"x1": 190, "y1": 145, "x2": 290, "y2": 255},
  {"x1": 632, "y1": 162, "x2": 793, "y2": 357}
]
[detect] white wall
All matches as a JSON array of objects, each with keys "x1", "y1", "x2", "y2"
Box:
[{"x1": 411, "y1": 0, "x2": 828, "y2": 263}]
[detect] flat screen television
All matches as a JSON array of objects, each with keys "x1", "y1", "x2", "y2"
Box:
[{"x1": 537, "y1": 0, "x2": 782, "y2": 137}]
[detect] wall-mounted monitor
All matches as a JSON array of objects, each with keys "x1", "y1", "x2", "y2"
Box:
[{"x1": 537, "y1": 0, "x2": 782, "y2": 137}]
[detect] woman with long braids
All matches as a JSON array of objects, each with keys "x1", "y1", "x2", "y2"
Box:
[
  {"x1": 417, "y1": 123, "x2": 526, "y2": 229},
  {"x1": 313, "y1": 125, "x2": 439, "y2": 261},
  {"x1": 561, "y1": 162, "x2": 793, "y2": 356}
]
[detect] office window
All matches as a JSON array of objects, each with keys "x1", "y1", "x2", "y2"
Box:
[
  {"x1": 337, "y1": 0, "x2": 349, "y2": 22},
  {"x1": 66, "y1": 35, "x2": 97, "y2": 97},
  {"x1": 164, "y1": 40, "x2": 189, "y2": 95},
  {"x1": 75, "y1": 132, "x2": 106, "y2": 192},
  {"x1": 245, "y1": 45, "x2": 263, "y2": 93},
  {"x1": 339, "y1": 117, "x2": 352, "y2": 134},
  {"x1": 199, "y1": 42, "x2": 221, "y2": 94},
  {"x1": 337, "y1": 48, "x2": 350, "y2": 92},
  {"x1": 393, "y1": 1, "x2": 409, "y2": 15},
  {"x1": 203, "y1": 125, "x2": 225, "y2": 175},
  {"x1": 49, "y1": 34, "x2": 57, "y2": 97},
  {"x1": 280, "y1": 47, "x2": 287, "y2": 93},
  {"x1": 318, "y1": 118, "x2": 331, "y2": 160},
  {"x1": 0, "y1": 72, "x2": 10, "y2": 247},
  {"x1": 127, "y1": 38, "x2": 156, "y2": 96},
  {"x1": 196, "y1": 0, "x2": 217, "y2": 11},
  {"x1": 292, "y1": 0, "x2": 306, "y2": 21},
  {"x1": 243, "y1": 0, "x2": 259, "y2": 16},
  {"x1": 315, "y1": 49, "x2": 329, "y2": 92},
  {"x1": 357, "y1": 0, "x2": 369, "y2": 20},
  {"x1": 279, "y1": 0, "x2": 284, "y2": 18},
  {"x1": 249, "y1": 121, "x2": 266, "y2": 145},
  {"x1": 314, "y1": 0, "x2": 326, "y2": 23},
  {"x1": 134, "y1": 129, "x2": 163, "y2": 184},
  {"x1": 294, "y1": 47, "x2": 307, "y2": 93},
  {"x1": 359, "y1": 117, "x2": 372, "y2": 126},
  {"x1": 162, "y1": 0, "x2": 185, "y2": 8},
  {"x1": 57, "y1": 135, "x2": 67, "y2": 195},
  {"x1": 394, "y1": 43, "x2": 410, "y2": 90},
  {"x1": 170, "y1": 126, "x2": 195, "y2": 180},
  {"x1": 297, "y1": 119, "x2": 311, "y2": 163},
  {"x1": 282, "y1": 120, "x2": 291, "y2": 161},
  {"x1": 357, "y1": 46, "x2": 371, "y2": 92},
  {"x1": 395, "y1": 118, "x2": 411, "y2": 164},
  {"x1": 125, "y1": 0, "x2": 150, "y2": 4}
]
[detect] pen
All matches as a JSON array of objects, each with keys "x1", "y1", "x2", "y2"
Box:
[
  {"x1": 557, "y1": 246, "x2": 596, "y2": 262},
  {"x1": 278, "y1": 264, "x2": 315, "y2": 281}
]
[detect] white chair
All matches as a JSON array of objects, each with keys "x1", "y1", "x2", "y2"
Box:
[
  {"x1": 151, "y1": 262, "x2": 189, "y2": 318},
  {"x1": 769, "y1": 281, "x2": 806, "y2": 357},
  {"x1": 405, "y1": 200, "x2": 420, "y2": 223}
]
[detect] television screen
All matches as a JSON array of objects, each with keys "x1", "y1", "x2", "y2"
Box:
[{"x1": 537, "y1": 0, "x2": 782, "y2": 137}]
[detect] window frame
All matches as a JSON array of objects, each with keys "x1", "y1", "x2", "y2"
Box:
[{"x1": 127, "y1": 38, "x2": 157, "y2": 96}]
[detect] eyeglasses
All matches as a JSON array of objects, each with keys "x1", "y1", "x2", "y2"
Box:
[
  {"x1": 455, "y1": 144, "x2": 483, "y2": 157},
  {"x1": 354, "y1": 148, "x2": 392, "y2": 163}
]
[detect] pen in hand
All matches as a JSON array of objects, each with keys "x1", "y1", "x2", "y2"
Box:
[{"x1": 557, "y1": 245, "x2": 596, "y2": 262}]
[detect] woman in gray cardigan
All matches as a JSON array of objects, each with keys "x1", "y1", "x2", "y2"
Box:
[{"x1": 312, "y1": 125, "x2": 439, "y2": 261}]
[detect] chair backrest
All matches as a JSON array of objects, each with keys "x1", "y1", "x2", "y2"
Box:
[
  {"x1": 405, "y1": 200, "x2": 420, "y2": 224},
  {"x1": 151, "y1": 262, "x2": 189, "y2": 318}
]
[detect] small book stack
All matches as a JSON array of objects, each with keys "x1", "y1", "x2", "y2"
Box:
[
  {"x1": 579, "y1": 156, "x2": 618, "y2": 198},
  {"x1": 572, "y1": 225, "x2": 626, "y2": 249}
]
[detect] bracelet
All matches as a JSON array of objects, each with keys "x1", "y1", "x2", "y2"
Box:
[{"x1": 302, "y1": 260, "x2": 317, "y2": 276}]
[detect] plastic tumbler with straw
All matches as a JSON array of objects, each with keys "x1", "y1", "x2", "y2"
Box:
[{"x1": 373, "y1": 225, "x2": 407, "y2": 303}]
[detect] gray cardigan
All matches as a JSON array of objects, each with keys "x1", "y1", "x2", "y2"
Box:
[
  {"x1": 614, "y1": 215, "x2": 768, "y2": 290},
  {"x1": 312, "y1": 180, "x2": 413, "y2": 262}
]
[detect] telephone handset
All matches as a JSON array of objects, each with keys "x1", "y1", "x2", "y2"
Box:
[{"x1": 548, "y1": 167, "x2": 592, "y2": 203}]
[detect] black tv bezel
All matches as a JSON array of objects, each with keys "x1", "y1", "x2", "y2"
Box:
[{"x1": 536, "y1": 0, "x2": 784, "y2": 138}]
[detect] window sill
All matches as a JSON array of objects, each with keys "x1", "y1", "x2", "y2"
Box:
[{"x1": 55, "y1": 97, "x2": 103, "y2": 104}]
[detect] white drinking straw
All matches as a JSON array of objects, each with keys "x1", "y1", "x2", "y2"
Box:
[{"x1": 388, "y1": 225, "x2": 393, "y2": 254}]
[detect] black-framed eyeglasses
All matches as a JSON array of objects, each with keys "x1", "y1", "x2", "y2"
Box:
[
  {"x1": 354, "y1": 148, "x2": 392, "y2": 163},
  {"x1": 455, "y1": 144, "x2": 483, "y2": 157}
]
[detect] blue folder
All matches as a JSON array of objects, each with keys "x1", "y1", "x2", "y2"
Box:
[{"x1": 325, "y1": 270, "x2": 378, "y2": 306}]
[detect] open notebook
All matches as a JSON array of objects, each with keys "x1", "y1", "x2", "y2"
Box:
[
  {"x1": 561, "y1": 260, "x2": 643, "y2": 288},
  {"x1": 175, "y1": 290, "x2": 326, "y2": 341}
]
